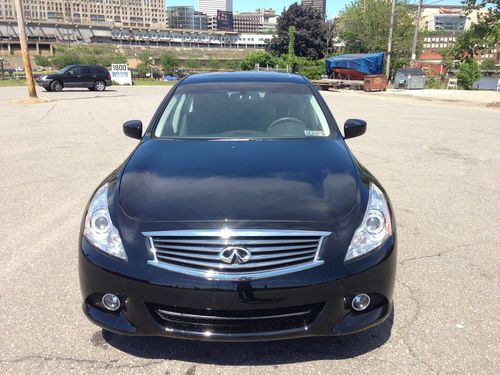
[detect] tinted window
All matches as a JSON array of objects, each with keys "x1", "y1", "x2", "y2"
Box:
[
  {"x1": 67, "y1": 66, "x2": 82, "y2": 76},
  {"x1": 97, "y1": 66, "x2": 108, "y2": 75},
  {"x1": 154, "y1": 83, "x2": 331, "y2": 139},
  {"x1": 82, "y1": 66, "x2": 91, "y2": 75}
]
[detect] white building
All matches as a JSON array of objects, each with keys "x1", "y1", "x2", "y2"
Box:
[{"x1": 198, "y1": 0, "x2": 233, "y2": 16}]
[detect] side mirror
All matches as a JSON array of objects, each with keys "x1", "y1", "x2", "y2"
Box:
[
  {"x1": 344, "y1": 119, "x2": 367, "y2": 139},
  {"x1": 123, "y1": 120, "x2": 143, "y2": 139}
]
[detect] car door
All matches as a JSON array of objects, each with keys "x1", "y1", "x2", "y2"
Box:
[
  {"x1": 64, "y1": 66, "x2": 83, "y2": 87},
  {"x1": 81, "y1": 66, "x2": 95, "y2": 88}
]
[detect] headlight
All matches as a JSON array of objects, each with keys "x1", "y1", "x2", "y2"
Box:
[
  {"x1": 345, "y1": 183, "x2": 392, "y2": 261},
  {"x1": 83, "y1": 183, "x2": 127, "y2": 261}
]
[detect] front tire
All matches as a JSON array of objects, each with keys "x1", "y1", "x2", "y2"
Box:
[
  {"x1": 50, "y1": 80, "x2": 63, "y2": 92},
  {"x1": 94, "y1": 81, "x2": 106, "y2": 92}
]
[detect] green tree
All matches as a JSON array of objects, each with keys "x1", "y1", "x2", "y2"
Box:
[
  {"x1": 287, "y1": 26, "x2": 297, "y2": 71},
  {"x1": 324, "y1": 19, "x2": 337, "y2": 57},
  {"x1": 34, "y1": 55, "x2": 51, "y2": 68},
  {"x1": 447, "y1": 1, "x2": 499, "y2": 61},
  {"x1": 266, "y1": 3, "x2": 327, "y2": 60},
  {"x1": 51, "y1": 51, "x2": 82, "y2": 68},
  {"x1": 337, "y1": 0, "x2": 417, "y2": 75},
  {"x1": 160, "y1": 53, "x2": 179, "y2": 74},
  {"x1": 207, "y1": 58, "x2": 220, "y2": 71},
  {"x1": 136, "y1": 50, "x2": 154, "y2": 77},
  {"x1": 240, "y1": 50, "x2": 277, "y2": 70},
  {"x1": 457, "y1": 60, "x2": 481, "y2": 89},
  {"x1": 480, "y1": 58, "x2": 497, "y2": 71},
  {"x1": 441, "y1": 55, "x2": 455, "y2": 70}
]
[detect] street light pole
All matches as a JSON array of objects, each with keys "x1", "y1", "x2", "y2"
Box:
[
  {"x1": 13, "y1": 0, "x2": 37, "y2": 98},
  {"x1": 386, "y1": 0, "x2": 396, "y2": 80},
  {"x1": 410, "y1": 0, "x2": 423, "y2": 66}
]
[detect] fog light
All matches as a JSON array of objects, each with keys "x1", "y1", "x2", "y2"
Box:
[
  {"x1": 102, "y1": 293, "x2": 121, "y2": 311},
  {"x1": 351, "y1": 293, "x2": 370, "y2": 311}
]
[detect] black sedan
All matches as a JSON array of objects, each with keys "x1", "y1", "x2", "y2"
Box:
[{"x1": 79, "y1": 72, "x2": 396, "y2": 341}]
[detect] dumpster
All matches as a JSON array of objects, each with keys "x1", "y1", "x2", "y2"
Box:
[
  {"x1": 394, "y1": 68, "x2": 426, "y2": 89},
  {"x1": 364, "y1": 74, "x2": 388, "y2": 92}
]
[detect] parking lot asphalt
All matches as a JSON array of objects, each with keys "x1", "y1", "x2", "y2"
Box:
[{"x1": 0, "y1": 85, "x2": 499, "y2": 374}]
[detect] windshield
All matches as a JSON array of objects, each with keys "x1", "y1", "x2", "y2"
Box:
[{"x1": 154, "y1": 82, "x2": 332, "y2": 139}]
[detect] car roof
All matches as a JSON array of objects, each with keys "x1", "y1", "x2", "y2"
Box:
[{"x1": 181, "y1": 71, "x2": 310, "y2": 85}]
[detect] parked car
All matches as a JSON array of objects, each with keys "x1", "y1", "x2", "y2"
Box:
[
  {"x1": 38, "y1": 64, "x2": 112, "y2": 92},
  {"x1": 79, "y1": 72, "x2": 397, "y2": 341}
]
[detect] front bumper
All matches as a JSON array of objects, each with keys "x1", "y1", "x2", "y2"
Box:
[
  {"x1": 37, "y1": 79, "x2": 51, "y2": 88},
  {"x1": 79, "y1": 237, "x2": 396, "y2": 342}
]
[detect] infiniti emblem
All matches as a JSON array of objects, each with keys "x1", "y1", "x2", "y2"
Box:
[{"x1": 219, "y1": 247, "x2": 252, "y2": 264}]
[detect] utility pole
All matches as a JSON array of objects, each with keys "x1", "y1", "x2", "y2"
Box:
[
  {"x1": 386, "y1": 0, "x2": 397, "y2": 79},
  {"x1": 13, "y1": 0, "x2": 37, "y2": 98},
  {"x1": 410, "y1": 0, "x2": 423, "y2": 66}
]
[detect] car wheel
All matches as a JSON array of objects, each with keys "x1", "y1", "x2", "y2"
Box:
[
  {"x1": 50, "y1": 80, "x2": 63, "y2": 92},
  {"x1": 94, "y1": 81, "x2": 106, "y2": 91}
]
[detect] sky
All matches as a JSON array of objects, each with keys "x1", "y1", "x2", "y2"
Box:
[{"x1": 166, "y1": 0, "x2": 466, "y2": 19}]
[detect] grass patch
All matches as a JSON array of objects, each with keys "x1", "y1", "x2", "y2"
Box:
[
  {"x1": 132, "y1": 79, "x2": 177, "y2": 86},
  {"x1": 0, "y1": 79, "x2": 28, "y2": 87}
]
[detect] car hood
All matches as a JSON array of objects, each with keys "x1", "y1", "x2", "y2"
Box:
[{"x1": 119, "y1": 138, "x2": 358, "y2": 222}]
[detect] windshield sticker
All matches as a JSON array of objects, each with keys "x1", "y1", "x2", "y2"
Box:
[{"x1": 304, "y1": 130, "x2": 325, "y2": 137}]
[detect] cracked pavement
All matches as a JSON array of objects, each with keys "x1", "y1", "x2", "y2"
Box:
[{"x1": 0, "y1": 86, "x2": 498, "y2": 374}]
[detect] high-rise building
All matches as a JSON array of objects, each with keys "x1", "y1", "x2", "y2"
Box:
[
  {"x1": 233, "y1": 9, "x2": 277, "y2": 33},
  {"x1": 167, "y1": 6, "x2": 208, "y2": 30},
  {"x1": 198, "y1": 0, "x2": 233, "y2": 17},
  {"x1": 0, "y1": 0, "x2": 166, "y2": 28},
  {"x1": 301, "y1": 0, "x2": 326, "y2": 19}
]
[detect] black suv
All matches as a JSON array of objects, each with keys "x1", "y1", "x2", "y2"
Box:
[{"x1": 38, "y1": 64, "x2": 112, "y2": 92}]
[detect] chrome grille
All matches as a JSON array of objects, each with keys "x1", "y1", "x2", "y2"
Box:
[{"x1": 143, "y1": 229, "x2": 331, "y2": 280}]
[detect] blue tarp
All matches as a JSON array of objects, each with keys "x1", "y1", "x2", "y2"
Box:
[{"x1": 326, "y1": 52, "x2": 385, "y2": 75}]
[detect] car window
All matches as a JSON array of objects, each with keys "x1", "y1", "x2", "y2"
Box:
[
  {"x1": 154, "y1": 82, "x2": 331, "y2": 139},
  {"x1": 82, "y1": 66, "x2": 91, "y2": 75},
  {"x1": 58, "y1": 66, "x2": 72, "y2": 74},
  {"x1": 67, "y1": 66, "x2": 82, "y2": 76}
]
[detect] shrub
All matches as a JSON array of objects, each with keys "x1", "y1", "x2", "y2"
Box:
[
  {"x1": 49, "y1": 45, "x2": 126, "y2": 69},
  {"x1": 240, "y1": 51, "x2": 277, "y2": 70},
  {"x1": 207, "y1": 58, "x2": 220, "y2": 71},
  {"x1": 425, "y1": 75, "x2": 446, "y2": 89},
  {"x1": 223, "y1": 60, "x2": 239, "y2": 71},
  {"x1": 294, "y1": 58, "x2": 325, "y2": 80},
  {"x1": 456, "y1": 60, "x2": 481, "y2": 90},
  {"x1": 34, "y1": 55, "x2": 51, "y2": 68},
  {"x1": 185, "y1": 57, "x2": 199, "y2": 70}
]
